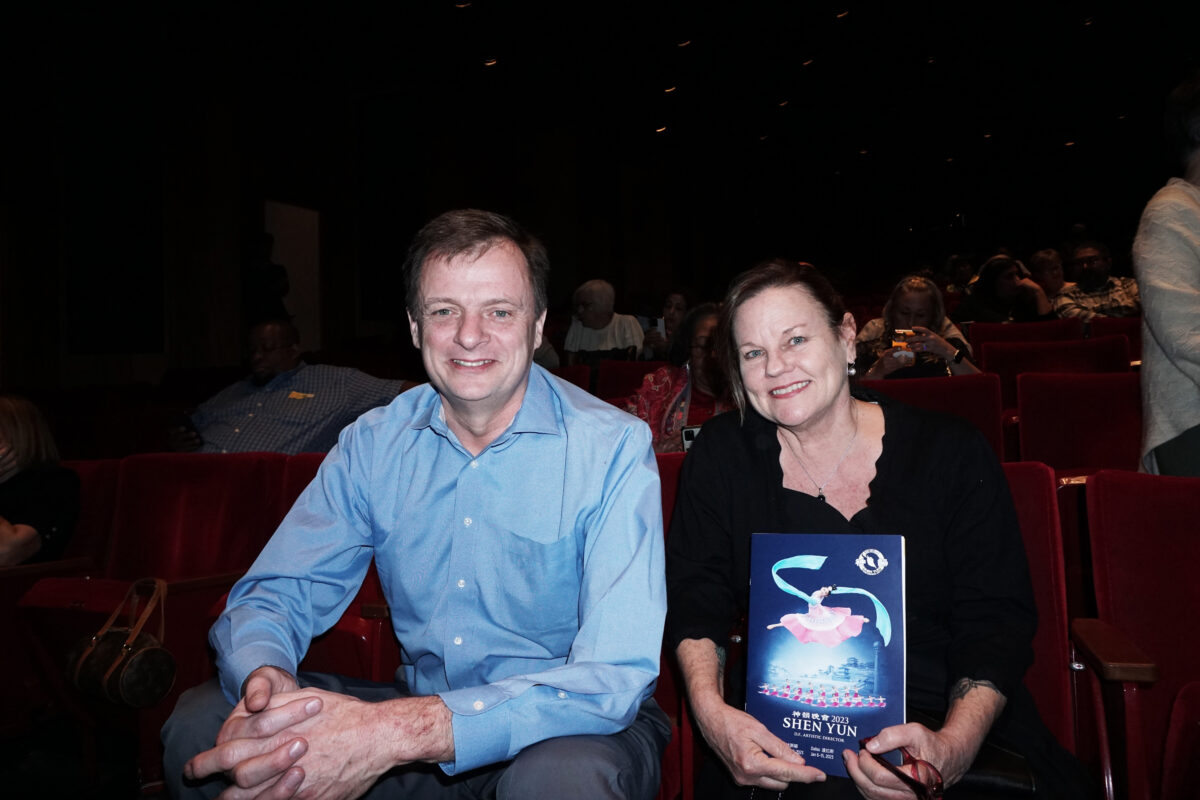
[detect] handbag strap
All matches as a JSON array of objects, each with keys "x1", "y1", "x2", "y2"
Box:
[{"x1": 73, "y1": 578, "x2": 168, "y2": 686}]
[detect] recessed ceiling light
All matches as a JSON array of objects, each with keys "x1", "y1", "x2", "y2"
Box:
[
  {"x1": 802, "y1": 59, "x2": 814, "y2": 66},
  {"x1": 1065, "y1": 141, "x2": 1076, "y2": 147},
  {"x1": 664, "y1": 86, "x2": 677, "y2": 93},
  {"x1": 483, "y1": 58, "x2": 497, "y2": 67},
  {"x1": 836, "y1": 11, "x2": 850, "y2": 19},
  {"x1": 656, "y1": 126, "x2": 667, "y2": 133},
  {"x1": 677, "y1": 40, "x2": 691, "y2": 47},
  {"x1": 778, "y1": 100, "x2": 788, "y2": 107}
]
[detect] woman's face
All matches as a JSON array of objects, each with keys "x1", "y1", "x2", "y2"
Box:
[
  {"x1": 663, "y1": 293, "x2": 688, "y2": 333},
  {"x1": 891, "y1": 290, "x2": 935, "y2": 330},
  {"x1": 994, "y1": 265, "x2": 1021, "y2": 301},
  {"x1": 733, "y1": 285, "x2": 855, "y2": 432}
]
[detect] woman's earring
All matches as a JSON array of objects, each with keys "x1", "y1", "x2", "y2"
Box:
[{"x1": 847, "y1": 362, "x2": 857, "y2": 377}]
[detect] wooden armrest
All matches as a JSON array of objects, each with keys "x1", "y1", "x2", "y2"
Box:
[
  {"x1": 0, "y1": 556, "x2": 96, "y2": 581},
  {"x1": 1057, "y1": 474, "x2": 1090, "y2": 488},
  {"x1": 1071, "y1": 617, "x2": 1159, "y2": 683},
  {"x1": 360, "y1": 602, "x2": 391, "y2": 619}
]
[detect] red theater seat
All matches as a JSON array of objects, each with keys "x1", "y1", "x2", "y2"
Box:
[
  {"x1": 1088, "y1": 316, "x2": 1142, "y2": 364},
  {"x1": 858, "y1": 374, "x2": 1004, "y2": 459},
  {"x1": 596, "y1": 359, "x2": 667, "y2": 400},
  {"x1": 1072, "y1": 471, "x2": 1200, "y2": 800},
  {"x1": 1017, "y1": 372, "x2": 1142, "y2": 477},
  {"x1": 979, "y1": 335, "x2": 1131, "y2": 411},
  {"x1": 967, "y1": 318, "x2": 1084, "y2": 354},
  {"x1": 1003, "y1": 462, "x2": 1076, "y2": 754}
]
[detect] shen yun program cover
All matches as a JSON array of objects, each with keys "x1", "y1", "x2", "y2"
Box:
[{"x1": 745, "y1": 533, "x2": 906, "y2": 778}]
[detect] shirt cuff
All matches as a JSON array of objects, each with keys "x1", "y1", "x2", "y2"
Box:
[
  {"x1": 218, "y1": 642, "x2": 298, "y2": 704},
  {"x1": 437, "y1": 684, "x2": 513, "y2": 774}
]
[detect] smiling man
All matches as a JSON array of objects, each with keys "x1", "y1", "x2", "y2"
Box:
[{"x1": 161, "y1": 209, "x2": 669, "y2": 800}]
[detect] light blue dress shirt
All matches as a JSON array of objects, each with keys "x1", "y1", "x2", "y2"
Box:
[{"x1": 211, "y1": 365, "x2": 666, "y2": 774}]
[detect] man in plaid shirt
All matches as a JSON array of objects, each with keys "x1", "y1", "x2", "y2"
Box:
[{"x1": 1054, "y1": 241, "x2": 1141, "y2": 321}]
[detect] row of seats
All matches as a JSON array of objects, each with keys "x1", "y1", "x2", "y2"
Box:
[{"x1": 10, "y1": 450, "x2": 1191, "y2": 799}]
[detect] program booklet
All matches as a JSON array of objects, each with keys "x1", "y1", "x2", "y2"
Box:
[{"x1": 745, "y1": 532, "x2": 906, "y2": 778}]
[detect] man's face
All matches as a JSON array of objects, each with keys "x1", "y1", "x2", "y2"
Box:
[
  {"x1": 1073, "y1": 247, "x2": 1111, "y2": 286},
  {"x1": 409, "y1": 242, "x2": 545, "y2": 422},
  {"x1": 574, "y1": 290, "x2": 610, "y2": 330},
  {"x1": 248, "y1": 324, "x2": 300, "y2": 385}
]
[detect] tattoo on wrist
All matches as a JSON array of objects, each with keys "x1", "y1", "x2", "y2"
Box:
[{"x1": 950, "y1": 677, "x2": 1001, "y2": 701}]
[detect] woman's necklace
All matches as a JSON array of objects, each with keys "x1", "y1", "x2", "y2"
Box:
[{"x1": 781, "y1": 404, "x2": 859, "y2": 502}]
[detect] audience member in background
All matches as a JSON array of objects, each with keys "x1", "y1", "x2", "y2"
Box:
[
  {"x1": 951, "y1": 254, "x2": 1055, "y2": 324},
  {"x1": 856, "y1": 276, "x2": 979, "y2": 379},
  {"x1": 625, "y1": 303, "x2": 730, "y2": 452},
  {"x1": 641, "y1": 291, "x2": 689, "y2": 360},
  {"x1": 1054, "y1": 241, "x2": 1141, "y2": 321},
  {"x1": 564, "y1": 279, "x2": 644, "y2": 367},
  {"x1": 940, "y1": 253, "x2": 977, "y2": 295},
  {"x1": 168, "y1": 320, "x2": 408, "y2": 455},
  {"x1": 1028, "y1": 249, "x2": 1074, "y2": 302},
  {"x1": 1133, "y1": 70, "x2": 1200, "y2": 476},
  {"x1": 0, "y1": 394, "x2": 79, "y2": 566}
]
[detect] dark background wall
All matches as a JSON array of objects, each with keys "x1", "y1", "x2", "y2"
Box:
[{"x1": 2, "y1": 2, "x2": 1197, "y2": 390}]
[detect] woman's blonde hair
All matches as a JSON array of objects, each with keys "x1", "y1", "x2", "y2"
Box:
[
  {"x1": 882, "y1": 275, "x2": 947, "y2": 335},
  {"x1": 0, "y1": 394, "x2": 60, "y2": 470}
]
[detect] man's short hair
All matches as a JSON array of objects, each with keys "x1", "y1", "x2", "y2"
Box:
[
  {"x1": 573, "y1": 279, "x2": 616, "y2": 314},
  {"x1": 403, "y1": 209, "x2": 549, "y2": 318},
  {"x1": 250, "y1": 319, "x2": 300, "y2": 348},
  {"x1": 1071, "y1": 240, "x2": 1111, "y2": 262}
]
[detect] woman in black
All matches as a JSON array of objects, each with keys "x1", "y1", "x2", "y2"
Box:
[
  {"x1": 666, "y1": 260, "x2": 1086, "y2": 798},
  {"x1": 0, "y1": 394, "x2": 79, "y2": 565}
]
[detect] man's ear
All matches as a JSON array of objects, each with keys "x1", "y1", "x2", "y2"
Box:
[
  {"x1": 408, "y1": 312, "x2": 421, "y2": 350},
  {"x1": 533, "y1": 309, "x2": 547, "y2": 350}
]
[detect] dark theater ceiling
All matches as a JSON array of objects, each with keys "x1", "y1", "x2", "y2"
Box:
[{"x1": 8, "y1": 2, "x2": 1200, "y2": 294}]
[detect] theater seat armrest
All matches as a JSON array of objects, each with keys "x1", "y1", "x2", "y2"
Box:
[
  {"x1": 1071, "y1": 618, "x2": 1159, "y2": 683},
  {"x1": 360, "y1": 602, "x2": 391, "y2": 619}
]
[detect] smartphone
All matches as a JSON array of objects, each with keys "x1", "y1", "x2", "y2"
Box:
[{"x1": 892, "y1": 329, "x2": 914, "y2": 350}]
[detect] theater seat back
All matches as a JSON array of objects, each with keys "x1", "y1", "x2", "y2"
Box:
[{"x1": 103, "y1": 452, "x2": 288, "y2": 581}]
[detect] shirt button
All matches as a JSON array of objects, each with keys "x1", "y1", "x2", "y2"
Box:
[
  {"x1": 557, "y1": 691, "x2": 567, "y2": 699},
  {"x1": 457, "y1": 579, "x2": 466, "y2": 588},
  {"x1": 257, "y1": 403, "x2": 263, "y2": 407},
  {"x1": 453, "y1": 636, "x2": 463, "y2": 645},
  {"x1": 473, "y1": 700, "x2": 484, "y2": 711},
  {"x1": 463, "y1": 517, "x2": 472, "y2": 527},
  {"x1": 470, "y1": 460, "x2": 479, "y2": 469},
  {"x1": 234, "y1": 428, "x2": 240, "y2": 433},
  {"x1": 248, "y1": 413, "x2": 254, "y2": 417}
]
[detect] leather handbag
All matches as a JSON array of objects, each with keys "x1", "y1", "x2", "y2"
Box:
[{"x1": 70, "y1": 577, "x2": 176, "y2": 708}]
